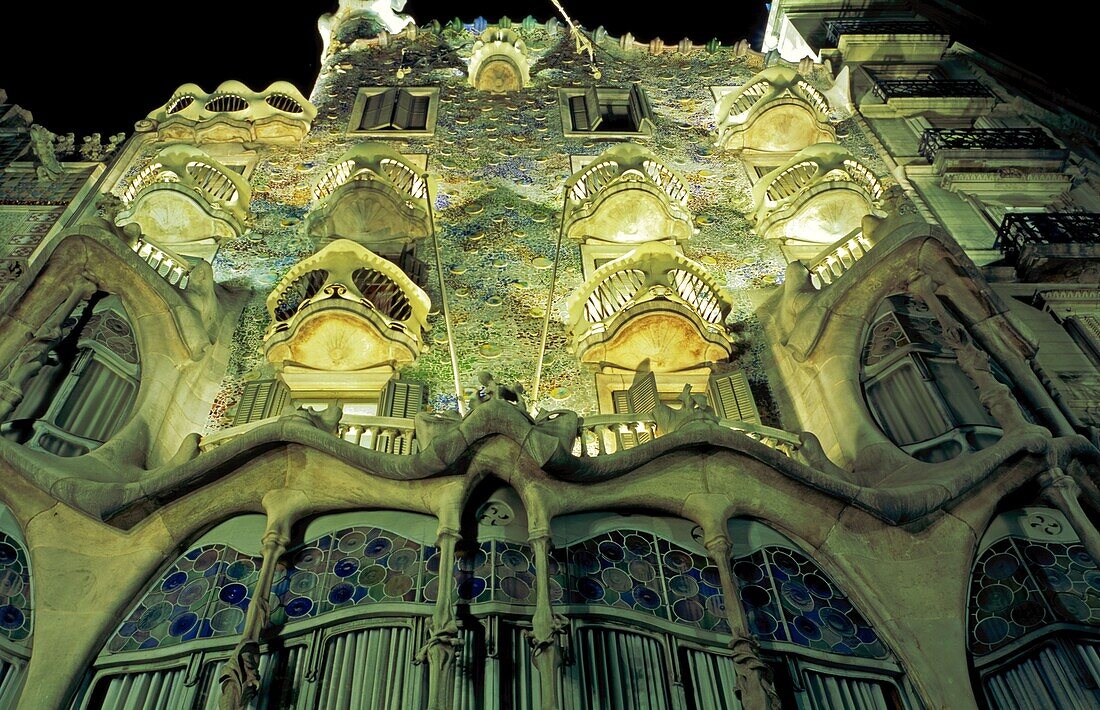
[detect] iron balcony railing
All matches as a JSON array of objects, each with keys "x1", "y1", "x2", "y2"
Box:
[
  {"x1": 995, "y1": 213, "x2": 1100, "y2": 262},
  {"x1": 871, "y1": 79, "x2": 993, "y2": 102},
  {"x1": 825, "y1": 19, "x2": 941, "y2": 45},
  {"x1": 919, "y1": 128, "x2": 1061, "y2": 163}
]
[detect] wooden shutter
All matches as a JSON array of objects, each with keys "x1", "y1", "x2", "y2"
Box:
[
  {"x1": 626, "y1": 370, "x2": 659, "y2": 415},
  {"x1": 398, "y1": 92, "x2": 430, "y2": 130},
  {"x1": 233, "y1": 379, "x2": 291, "y2": 425},
  {"x1": 569, "y1": 88, "x2": 602, "y2": 132},
  {"x1": 379, "y1": 378, "x2": 428, "y2": 419},
  {"x1": 708, "y1": 371, "x2": 759, "y2": 424},
  {"x1": 360, "y1": 88, "x2": 397, "y2": 130},
  {"x1": 628, "y1": 84, "x2": 651, "y2": 132},
  {"x1": 584, "y1": 87, "x2": 603, "y2": 131}
]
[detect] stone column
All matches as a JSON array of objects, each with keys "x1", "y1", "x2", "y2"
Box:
[
  {"x1": 1040, "y1": 468, "x2": 1100, "y2": 564},
  {"x1": 914, "y1": 278, "x2": 1031, "y2": 434},
  {"x1": 703, "y1": 533, "x2": 779, "y2": 709},
  {"x1": 526, "y1": 532, "x2": 568, "y2": 710},
  {"x1": 0, "y1": 278, "x2": 95, "y2": 421},
  {"x1": 418, "y1": 527, "x2": 463, "y2": 710}
]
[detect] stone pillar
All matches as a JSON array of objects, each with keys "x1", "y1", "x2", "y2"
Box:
[
  {"x1": 914, "y1": 278, "x2": 1031, "y2": 434},
  {"x1": 526, "y1": 533, "x2": 568, "y2": 710},
  {"x1": 0, "y1": 278, "x2": 95, "y2": 421},
  {"x1": 219, "y1": 529, "x2": 289, "y2": 709},
  {"x1": 1040, "y1": 468, "x2": 1100, "y2": 564},
  {"x1": 418, "y1": 527, "x2": 463, "y2": 710},
  {"x1": 703, "y1": 533, "x2": 779, "y2": 709}
]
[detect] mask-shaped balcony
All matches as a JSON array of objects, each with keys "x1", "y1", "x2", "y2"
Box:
[
  {"x1": 306, "y1": 142, "x2": 430, "y2": 257},
  {"x1": 115, "y1": 145, "x2": 250, "y2": 264},
  {"x1": 715, "y1": 66, "x2": 835, "y2": 156},
  {"x1": 146, "y1": 80, "x2": 316, "y2": 144},
  {"x1": 564, "y1": 144, "x2": 695, "y2": 245},
  {"x1": 751, "y1": 143, "x2": 885, "y2": 261},
  {"x1": 469, "y1": 28, "x2": 530, "y2": 93},
  {"x1": 264, "y1": 239, "x2": 431, "y2": 396},
  {"x1": 565, "y1": 242, "x2": 735, "y2": 372}
]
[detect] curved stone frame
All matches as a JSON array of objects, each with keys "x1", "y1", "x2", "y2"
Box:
[
  {"x1": 115, "y1": 145, "x2": 251, "y2": 265},
  {"x1": 751, "y1": 143, "x2": 885, "y2": 260},
  {"x1": 145, "y1": 80, "x2": 317, "y2": 145},
  {"x1": 564, "y1": 242, "x2": 735, "y2": 371},
  {"x1": 859, "y1": 293, "x2": 1004, "y2": 464},
  {"x1": 714, "y1": 66, "x2": 836, "y2": 157},
  {"x1": 564, "y1": 143, "x2": 695, "y2": 245},
  {"x1": 468, "y1": 28, "x2": 530, "y2": 93},
  {"x1": 264, "y1": 239, "x2": 431, "y2": 393},
  {"x1": 0, "y1": 504, "x2": 31, "y2": 708},
  {"x1": 306, "y1": 142, "x2": 431, "y2": 255},
  {"x1": 965, "y1": 507, "x2": 1100, "y2": 707},
  {"x1": 0, "y1": 222, "x2": 227, "y2": 471}
]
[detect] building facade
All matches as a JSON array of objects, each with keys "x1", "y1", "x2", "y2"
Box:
[{"x1": 0, "y1": 1, "x2": 1099, "y2": 708}]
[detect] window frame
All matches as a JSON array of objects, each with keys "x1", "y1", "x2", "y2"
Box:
[
  {"x1": 347, "y1": 86, "x2": 441, "y2": 138},
  {"x1": 558, "y1": 85, "x2": 655, "y2": 139}
]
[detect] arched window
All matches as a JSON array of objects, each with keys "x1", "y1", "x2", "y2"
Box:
[
  {"x1": 967, "y1": 507, "x2": 1100, "y2": 708},
  {"x1": 727, "y1": 519, "x2": 920, "y2": 709},
  {"x1": 0, "y1": 504, "x2": 31, "y2": 708},
  {"x1": 1, "y1": 293, "x2": 140, "y2": 457},
  {"x1": 861, "y1": 294, "x2": 1001, "y2": 463}
]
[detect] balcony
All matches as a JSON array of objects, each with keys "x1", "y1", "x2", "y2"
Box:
[
  {"x1": 130, "y1": 238, "x2": 192, "y2": 290},
  {"x1": 576, "y1": 413, "x2": 801, "y2": 458},
  {"x1": 264, "y1": 239, "x2": 431, "y2": 396},
  {"x1": 714, "y1": 66, "x2": 834, "y2": 156},
  {"x1": 115, "y1": 145, "x2": 250, "y2": 263},
  {"x1": 468, "y1": 28, "x2": 530, "y2": 93},
  {"x1": 825, "y1": 19, "x2": 948, "y2": 62},
  {"x1": 306, "y1": 142, "x2": 430, "y2": 256},
  {"x1": 995, "y1": 213, "x2": 1100, "y2": 281},
  {"x1": 868, "y1": 78, "x2": 996, "y2": 116},
  {"x1": 751, "y1": 143, "x2": 885, "y2": 261},
  {"x1": 807, "y1": 228, "x2": 875, "y2": 290},
  {"x1": 565, "y1": 242, "x2": 735, "y2": 372},
  {"x1": 919, "y1": 128, "x2": 1070, "y2": 203},
  {"x1": 564, "y1": 144, "x2": 694, "y2": 245},
  {"x1": 146, "y1": 80, "x2": 316, "y2": 144}
]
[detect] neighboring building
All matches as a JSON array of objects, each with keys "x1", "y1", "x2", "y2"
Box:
[{"x1": 1, "y1": 1, "x2": 1099, "y2": 708}]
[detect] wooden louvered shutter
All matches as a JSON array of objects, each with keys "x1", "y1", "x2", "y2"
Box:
[
  {"x1": 569, "y1": 88, "x2": 602, "y2": 132},
  {"x1": 379, "y1": 378, "x2": 428, "y2": 419},
  {"x1": 628, "y1": 84, "x2": 651, "y2": 132},
  {"x1": 708, "y1": 371, "x2": 759, "y2": 424},
  {"x1": 233, "y1": 379, "x2": 291, "y2": 425},
  {"x1": 360, "y1": 88, "x2": 397, "y2": 130},
  {"x1": 584, "y1": 87, "x2": 603, "y2": 131},
  {"x1": 398, "y1": 92, "x2": 430, "y2": 130},
  {"x1": 627, "y1": 371, "x2": 658, "y2": 415}
]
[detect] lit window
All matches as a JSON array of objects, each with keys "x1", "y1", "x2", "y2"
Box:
[
  {"x1": 560, "y1": 85, "x2": 654, "y2": 138},
  {"x1": 349, "y1": 87, "x2": 440, "y2": 136}
]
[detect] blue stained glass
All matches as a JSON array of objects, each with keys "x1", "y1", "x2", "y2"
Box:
[
  {"x1": 334, "y1": 558, "x2": 359, "y2": 578},
  {"x1": 285, "y1": 597, "x2": 313, "y2": 617},
  {"x1": 731, "y1": 546, "x2": 888, "y2": 659},
  {"x1": 0, "y1": 605, "x2": 23, "y2": 630},
  {"x1": 219, "y1": 583, "x2": 247, "y2": 604},
  {"x1": 168, "y1": 612, "x2": 198, "y2": 637},
  {"x1": 329, "y1": 583, "x2": 355, "y2": 604},
  {"x1": 162, "y1": 571, "x2": 187, "y2": 591},
  {"x1": 0, "y1": 531, "x2": 32, "y2": 645}
]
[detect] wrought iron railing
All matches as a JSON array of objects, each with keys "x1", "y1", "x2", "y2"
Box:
[
  {"x1": 825, "y1": 19, "x2": 941, "y2": 45},
  {"x1": 871, "y1": 79, "x2": 993, "y2": 101},
  {"x1": 919, "y1": 128, "x2": 1062, "y2": 163},
  {"x1": 995, "y1": 213, "x2": 1100, "y2": 261}
]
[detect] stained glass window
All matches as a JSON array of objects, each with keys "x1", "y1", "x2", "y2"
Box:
[
  {"x1": 731, "y1": 545, "x2": 888, "y2": 659},
  {"x1": 0, "y1": 531, "x2": 32, "y2": 646},
  {"x1": 272, "y1": 525, "x2": 432, "y2": 626},
  {"x1": 106, "y1": 543, "x2": 261, "y2": 654}
]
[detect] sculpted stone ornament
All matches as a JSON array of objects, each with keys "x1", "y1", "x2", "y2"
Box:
[
  {"x1": 29, "y1": 124, "x2": 64, "y2": 183},
  {"x1": 219, "y1": 639, "x2": 261, "y2": 710},
  {"x1": 730, "y1": 634, "x2": 781, "y2": 709},
  {"x1": 468, "y1": 371, "x2": 528, "y2": 415},
  {"x1": 653, "y1": 384, "x2": 718, "y2": 435},
  {"x1": 293, "y1": 403, "x2": 344, "y2": 434}
]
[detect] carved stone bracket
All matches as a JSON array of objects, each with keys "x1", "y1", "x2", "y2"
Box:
[{"x1": 1039, "y1": 467, "x2": 1100, "y2": 564}]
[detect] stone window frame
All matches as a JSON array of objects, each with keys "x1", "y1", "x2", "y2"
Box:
[
  {"x1": 347, "y1": 87, "x2": 441, "y2": 138},
  {"x1": 558, "y1": 85, "x2": 655, "y2": 139}
]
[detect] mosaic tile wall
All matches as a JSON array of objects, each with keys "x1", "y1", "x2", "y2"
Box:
[{"x1": 107, "y1": 19, "x2": 891, "y2": 432}]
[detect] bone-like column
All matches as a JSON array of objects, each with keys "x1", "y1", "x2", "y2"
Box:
[
  {"x1": 418, "y1": 527, "x2": 463, "y2": 710},
  {"x1": 526, "y1": 532, "x2": 568, "y2": 710}
]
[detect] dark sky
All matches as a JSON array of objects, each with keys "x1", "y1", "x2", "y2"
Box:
[{"x1": 0, "y1": 1, "x2": 1089, "y2": 137}]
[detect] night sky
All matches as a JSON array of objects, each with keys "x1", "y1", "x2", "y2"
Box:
[{"x1": 0, "y1": 1, "x2": 1089, "y2": 137}]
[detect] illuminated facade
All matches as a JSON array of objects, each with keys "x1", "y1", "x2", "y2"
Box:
[{"x1": 1, "y1": 1, "x2": 1099, "y2": 708}]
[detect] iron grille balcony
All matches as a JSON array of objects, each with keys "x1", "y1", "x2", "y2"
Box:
[
  {"x1": 919, "y1": 128, "x2": 1061, "y2": 163},
  {"x1": 871, "y1": 79, "x2": 993, "y2": 101},
  {"x1": 995, "y1": 213, "x2": 1100, "y2": 262},
  {"x1": 825, "y1": 19, "x2": 941, "y2": 45}
]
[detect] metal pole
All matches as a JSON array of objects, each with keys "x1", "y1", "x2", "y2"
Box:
[
  {"x1": 531, "y1": 194, "x2": 568, "y2": 413},
  {"x1": 424, "y1": 173, "x2": 466, "y2": 415}
]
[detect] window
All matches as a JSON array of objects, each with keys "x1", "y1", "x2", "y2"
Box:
[
  {"x1": 861, "y1": 294, "x2": 1003, "y2": 463},
  {"x1": 348, "y1": 87, "x2": 440, "y2": 136},
  {"x1": 560, "y1": 85, "x2": 654, "y2": 138},
  {"x1": 968, "y1": 507, "x2": 1100, "y2": 708}
]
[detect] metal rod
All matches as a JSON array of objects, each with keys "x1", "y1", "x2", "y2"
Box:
[
  {"x1": 424, "y1": 173, "x2": 466, "y2": 415},
  {"x1": 531, "y1": 194, "x2": 568, "y2": 413}
]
